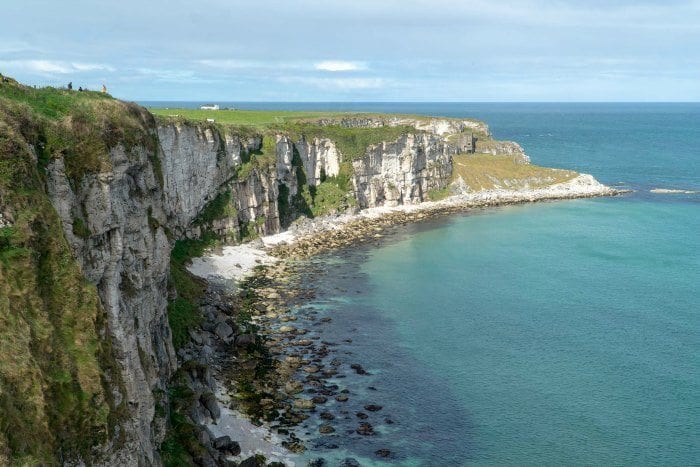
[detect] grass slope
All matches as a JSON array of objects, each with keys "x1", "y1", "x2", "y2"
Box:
[{"x1": 451, "y1": 154, "x2": 577, "y2": 192}]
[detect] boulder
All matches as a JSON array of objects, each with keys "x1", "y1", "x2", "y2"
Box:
[
  {"x1": 213, "y1": 435, "x2": 241, "y2": 456},
  {"x1": 214, "y1": 322, "x2": 234, "y2": 339},
  {"x1": 200, "y1": 392, "x2": 220, "y2": 420},
  {"x1": 235, "y1": 333, "x2": 255, "y2": 347}
]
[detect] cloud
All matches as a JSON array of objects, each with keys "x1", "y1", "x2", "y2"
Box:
[
  {"x1": 280, "y1": 76, "x2": 386, "y2": 90},
  {"x1": 314, "y1": 60, "x2": 366, "y2": 72},
  {"x1": 0, "y1": 59, "x2": 114, "y2": 75}
]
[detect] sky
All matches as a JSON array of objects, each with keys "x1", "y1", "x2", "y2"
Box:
[{"x1": 1, "y1": 0, "x2": 699, "y2": 102}]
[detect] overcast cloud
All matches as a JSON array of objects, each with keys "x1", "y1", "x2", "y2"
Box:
[{"x1": 1, "y1": 0, "x2": 699, "y2": 101}]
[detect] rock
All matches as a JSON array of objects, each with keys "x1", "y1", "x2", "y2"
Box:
[
  {"x1": 308, "y1": 459, "x2": 326, "y2": 467},
  {"x1": 320, "y1": 411, "x2": 335, "y2": 420},
  {"x1": 339, "y1": 458, "x2": 361, "y2": 467},
  {"x1": 335, "y1": 394, "x2": 348, "y2": 402},
  {"x1": 356, "y1": 412, "x2": 368, "y2": 419},
  {"x1": 189, "y1": 329, "x2": 204, "y2": 345},
  {"x1": 294, "y1": 398, "x2": 315, "y2": 410},
  {"x1": 375, "y1": 449, "x2": 391, "y2": 458},
  {"x1": 356, "y1": 422, "x2": 374, "y2": 436},
  {"x1": 235, "y1": 333, "x2": 255, "y2": 347},
  {"x1": 284, "y1": 380, "x2": 304, "y2": 394},
  {"x1": 350, "y1": 364, "x2": 368, "y2": 375},
  {"x1": 214, "y1": 322, "x2": 234, "y2": 340},
  {"x1": 364, "y1": 404, "x2": 383, "y2": 412},
  {"x1": 239, "y1": 455, "x2": 265, "y2": 467},
  {"x1": 311, "y1": 396, "x2": 327, "y2": 404},
  {"x1": 303, "y1": 365, "x2": 319, "y2": 373},
  {"x1": 278, "y1": 325, "x2": 296, "y2": 333},
  {"x1": 319, "y1": 424, "x2": 335, "y2": 434},
  {"x1": 200, "y1": 392, "x2": 220, "y2": 420},
  {"x1": 197, "y1": 427, "x2": 211, "y2": 446},
  {"x1": 212, "y1": 436, "x2": 241, "y2": 456}
]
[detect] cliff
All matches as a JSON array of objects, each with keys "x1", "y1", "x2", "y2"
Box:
[{"x1": 0, "y1": 77, "x2": 607, "y2": 465}]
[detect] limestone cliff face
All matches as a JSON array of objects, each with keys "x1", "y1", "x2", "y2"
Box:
[
  {"x1": 352, "y1": 133, "x2": 453, "y2": 207},
  {"x1": 294, "y1": 136, "x2": 342, "y2": 186},
  {"x1": 46, "y1": 142, "x2": 175, "y2": 465}
]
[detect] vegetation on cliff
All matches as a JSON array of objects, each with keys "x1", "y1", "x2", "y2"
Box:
[
  {"x1": 0, "y1": 77, "x2": 135, "y2": 464},
  {"x1": 451, "y1": 154, "x2": 577, "y2": 191}
]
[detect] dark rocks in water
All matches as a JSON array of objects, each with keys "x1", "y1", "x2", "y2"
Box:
[
  {"x1": 364, "y1": 404, "x2": 383, "y2": 412},
  {"x1": 308, "y1": 459, "x2": 326, "y2": 467},
  {"x1": 212, "y1": 435, "x2": 241, "y2": 456},
  {"x1": 200, "y1": 392, "x2": 220, "y2": 420},
  {"x1": 235, "y1": 333, "x2": 255, "y2": 347},
  {"x1": 311, "y1": 396, "x2": 328, "y2": 404},
  {"x1": 350, "y1": 364, "x2": 368, "y2": 375},
  {"x1": 335, "y1": 394, "x2": 349, "y2": 402},
  {"x1": 319, "y1": 424, "x2": 335, "y2": 434},
  {"x1": 384, "y1": 418, "x2": 394, "y2": 424},
  {"x1": 239, "y1": 455, "x2": 266, "y2": 467},
  {"x1": 320, "y1": 411, "x2": 335, "y2": 420},
  {"x1": 356, "y1": 412, "x2": 368, "y2": 419},
  {"x1": 330, "y1": 358, "x2": 342, "y2": 367},
  {"x1": 367, "y1": 386, "x2": 378, "y2": 391},
  {"x1": 339, "y1": 458, "x2": 361, "y2": 467},
  {"x1": 375, "y1": 449, "x2": 391, "y2": 458},
  {"x1": 356, "y1": 422, "x2": 374, "y2": 436},
  {"x1": 268, "y1": 463, "x2": 286, "y2": 467}
]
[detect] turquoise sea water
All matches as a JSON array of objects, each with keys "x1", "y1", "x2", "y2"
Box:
[
  {"x1": 284, "y1": 103, "x2": 699, "y2": 465},
  {"x1": 152, "y1": 102, "x2": 699, "y2": 465}
]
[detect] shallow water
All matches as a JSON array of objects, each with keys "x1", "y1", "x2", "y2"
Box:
[{"x1": 242, "y1": 103, "x2": 700, "y2": 465}]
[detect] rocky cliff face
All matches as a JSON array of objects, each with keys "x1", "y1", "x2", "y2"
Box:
[
  {"x1": 46, "y1": 139, "x2": 175, "y2": 465},
  {"x1": 352, "y1": 132, "x2": 453, "y2": 207},
  {"x1": 37, "y1": 112, "x2": 513, "y2": 464}
]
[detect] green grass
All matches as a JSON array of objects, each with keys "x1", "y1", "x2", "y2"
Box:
[
  {"x1": 0, "y1": 76, "x2": 113, "y2": 120},
  {"x1": 451, "y1": 154, "x2": 578, "y2": 191},
  {"x1": 193, "y1": 190, "x2": 237, "y2": 226},
  {"x1": 427, "y1": 186, "x2": 451, "y2": 201},
  {"x1": 0, "y1": 76, "x2": 158, "y2": 183}
]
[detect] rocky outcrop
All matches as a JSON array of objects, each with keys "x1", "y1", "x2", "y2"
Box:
[
  {"x1": 352, "y1": 133, "x2": 453, "y2": 207},
  {"x1": 475, "y1": 139, "x2": 531, "y2": 163},
  {"x1": 295, "y1": 136, "x2": 342, "y2": 186}
]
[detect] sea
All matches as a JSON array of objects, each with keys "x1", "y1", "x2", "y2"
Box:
[{"x1": 145, "y1": 102, "x2": 700, "y2": 466}]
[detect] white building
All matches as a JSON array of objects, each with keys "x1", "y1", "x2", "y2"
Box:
[{"x1": 200, "y1": 104, "x2": 220, "y2": 110}]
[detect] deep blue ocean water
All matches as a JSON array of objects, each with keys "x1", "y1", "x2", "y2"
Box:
[{"x1": 149, "y1": 102, "x2": 700, "y2": 465}]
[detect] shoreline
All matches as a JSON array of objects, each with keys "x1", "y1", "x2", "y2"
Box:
[
  {"x1": 189, "y1": 173, "x2": 622, "y2": 280},
  {"x1": 185, "y1": 174, "x2": 622, "y2": 464}
]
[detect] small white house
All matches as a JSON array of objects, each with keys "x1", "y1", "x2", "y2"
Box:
[{"x1": 200, "y1": 104, "x2": 220, "y2": 110}]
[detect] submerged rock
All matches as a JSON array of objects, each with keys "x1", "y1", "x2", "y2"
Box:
[
  {"x1": 375, "y1": 449, "x2": 391, "y2": 458},
  {"x1": 364, "y1": 404, "x2": 383, "y2": 412},
  {"x1": 319, "y1": 424, "x2": 335, "y2": 434},
  {"x1": 356, "y1": 422, "x2": 374, "y2": 436}
]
